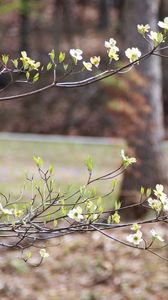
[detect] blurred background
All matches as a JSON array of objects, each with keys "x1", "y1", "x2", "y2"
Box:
[
  {"x1": 0, "y1": 0, "x2": 126, "y2": 136},
  {"x1": 0, "y1": 1, "x2": 168, "y2": 299}
]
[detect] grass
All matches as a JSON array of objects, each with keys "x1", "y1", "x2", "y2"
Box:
[{"x1": 0, "y1": 139, "x2": 123, "y2": 209}]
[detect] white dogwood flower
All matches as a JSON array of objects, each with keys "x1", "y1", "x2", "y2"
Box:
[
  {"x1": 148, "y1": 31, "x2": 164, "y2": 46},
  {"x1": 125, "y1": 47, "x2": 141, "y2": 63},
  {"x1": 108, "y1": 48, "x2": 119, "y2": 61},
  {"x1": 105, "y1": 38, "x2": 119, "y2": 50},
  {"x1": 0, "y1": 203, "x2": 13, "y2": 215},
  {"x1": 158, "y1": 17, "x2": 168, "y2": 31},
  {"x1": 90, "y1": 56, "x2": 100, "y2": 68},
  {"x1": 137, "y1": 24, "x2": 150, "y2": 35},
  {"x1": 68, "y1": 206, "x2": 84, "y2": 222},
  {"x1": 83, "y1": 61, "x2": 92, "y2": 71},
  {"x1": 69, "y1": 49, "x2": 83, "y2": 62},
  {"x1": 91, "y1": 214, "x2": 98, "y2": 221},
  {"x1": 160, "y1": 195, "x2": 168, "y2": 211},
  {"x1": 153, "y1": 184, "x2": 167, "y2": 199},
  {"x1": 148, "y1": 198, "x2": 162, "y2": 212},
  {"x1": 86, "y1": 201, "x2": 97, "y2": 212},
  {"x1": 105, "y1": 38, "x2": 119, "y2": 62},
  {"x1": 151, "y1": 229, "x2": 164, "y2": 242},
  {"x1": 112, "y1": 211, "x2": 120, "y2": 224},
  {"x1": 121, "y1": 149, "x2": 136, "y2": 167},
  {"x1": 39, "y1": 249, "x2": 49, "y2": 258},
  {"x1": 131, "y1": 223, "x2": 141, "y2": 232},
  {"x1": 127, "y1": 230, "x2": 143, "y2": 245}
]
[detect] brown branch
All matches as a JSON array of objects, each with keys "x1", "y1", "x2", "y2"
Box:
[{"x1": 0, "y1": 47, "x2": 156, "y2": 102}]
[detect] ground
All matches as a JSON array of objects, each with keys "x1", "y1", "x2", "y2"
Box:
[{"x1": 0, "y1": 230, "x2": 167, "y2": 300}]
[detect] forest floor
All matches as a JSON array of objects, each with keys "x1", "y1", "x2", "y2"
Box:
[{"x1": 0, "y1": 229, "x2": 167, "y2": 300}]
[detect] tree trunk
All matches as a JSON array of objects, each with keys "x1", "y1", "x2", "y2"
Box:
[
  {"x1": 19, "y1": 0, "x2": 30, "y2": 52},
  {"x1": 98, "y1": 0, "x2": 110, "y2": 30},
  {"x1": 119, "y1": 0, "x2": 168, "y2": 218},
  {"x1": 53, "y1": 0, "x2": 75, "y2": 50},
  {"x1": 159, "y1": 0, "x2": 168, "y2": 130},
  {"x1": 113, "y1": 0, "x2": 125, "y2": 36}
]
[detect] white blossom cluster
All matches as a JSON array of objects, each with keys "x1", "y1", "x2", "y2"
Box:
[
  {"x1": 70, "y1": 18, "x2": 168, "y2": 69},
  {"x1": 126, "y1": 223, "x2": 164, "y2": 246},
  {"x1": 148, "y1": 184, "x2": 168, "y2": 212}
]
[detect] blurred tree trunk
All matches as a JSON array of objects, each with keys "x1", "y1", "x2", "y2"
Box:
[
  {"x1": 98, "y1": 0, "x2": 110, "y2": 30},
  {"x1": 113, "y1": 0, "x2": 125, "y2": 36},
  {"x1": 53, "y1": 0, "x2": 61, "y2": 52},
  {"x1": 119, "y1": 0, "x2": 168, "y2": 218},
  {"x1": 53, "y1": 0, "x2": 74, "y2": 50},
  {"x1": 19, "y1": 0, "x2": 30, "y2": 52},
  {"x1": 159, "y1": 0, "x2": 168, "y2": 130}
]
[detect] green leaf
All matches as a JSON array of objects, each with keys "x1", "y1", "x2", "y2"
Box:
[
  {"x1": 107, "y1": 216, "x2": 112, "y2": 224},
  {"x1": 33, "y1": 73, "x2": 39, "y2": 83},
  {"x1": 98, "y1": 206, "x2": 104, "y2": 214},
  {"x1": 46, "y1": 214, "x2": 51, "y2": 222},
  {"x1": 59, "y1": 51, "x2": 65, "y2": 63},
  {"x1": 12, "y1": 59, "x2": 18, "y2": 68},
  {"x1": 49, "y1": 49, "x2": 55, "y2": 63},
  {"x1": 85, "y1": 155, "x2": 93, "y2": 172},
  {"x1": 33, "y1": 156, "x2": 43, "y2": 168},
  {"x1": 63, "y1": 63, "x2": 68, "y2": 71},
  {"x1": 112, "y1": 211, "x2": 120, "y2": 224},
  {"x1": 90, "y1": 187, "x2": 97, "y2": 197},
  {"x1": 72, "y1": 57, "x2": 77, "y2": 65},
  {"x1": 2, "y1": 54, "x2": 9, "y2": 65},
  {"x1": 60, "y1": 199, "x2": 65, "y2": 206},
  {"x1": 26, "y1": 71, "x2": 30, "y2": 80},
  {"x1": 114, "y1": 200, "x2": 121, "y2": 210},
  {"x1": 80, "y1": 185, "x2": 86, "y2": 196},
  {"x1": 112, "y1": 179, "x2": 118, "y2": 190},
  {"x1": 96, "y1": 197, "x2": 102, "y2": 206},
  {"x1": 140, "y1": 186, "x2": 145, "y2": 195},
  {"x1": 146, "y1": 188, "x2": 152, "y2": 198},
  {"x1": 53, "y1": 220, "x2": 57, "y2": 228},
  {"x1": 47, "y1": 62, "x2": 53, "y2": 71},
  {"x1": 25, "y1": 251, "x2": 32, "y2": 260},
  {"x1": 61, "y1": 207, "x2": 67, "y2": 215},
  {"x1": 49, "y1": 164, "x2": 54, "y2": 175}
]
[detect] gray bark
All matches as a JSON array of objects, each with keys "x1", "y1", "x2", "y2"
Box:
[
  {"x1": 98, "y1": 0, "x2": 110, "y2": 30},
  {"x1": 19, "y1": 0, "x2": 30, "y2": 52},
  {"x1": 120, "y1": 0, "x2": 168, "y2": 218},
  {"x1": 159, "y1": 0, "x2": 168, "y2": 129},
  {"x1": 53, "y1": 0, "x2": 75, "y2": 50}
]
